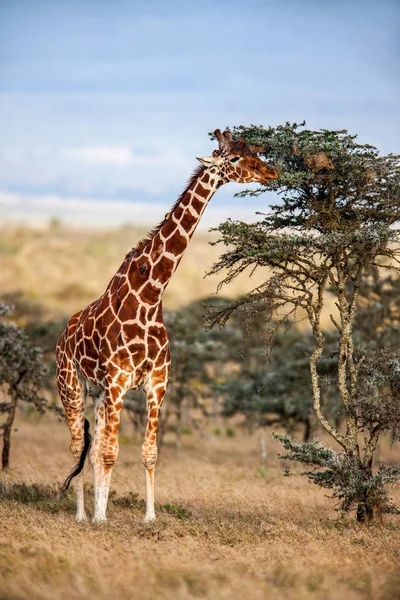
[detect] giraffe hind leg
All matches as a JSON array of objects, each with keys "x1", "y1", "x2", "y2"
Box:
[
  {"x1": 58, "y1": 374, "x2": 89, "y2": 522},
  {"x1": 62, "y1": 418, "x2": 91, "y2": 492},
  {"x1": 90, "y1": 387, "x2": 122, "y2": 522}
]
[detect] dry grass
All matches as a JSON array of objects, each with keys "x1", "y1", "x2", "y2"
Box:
[
  {"x1": 0, "y1": 414, "x2": 399, "y2": 600},
  {"x1": 0, "y1": 222, "x2": 339, "y2": 328},
  {"x1": 0, "y1": 221, "x2": 398, "y2": 598},
  {"x1": 0, "y1": 222, "x2": 269, "y2": 319}
]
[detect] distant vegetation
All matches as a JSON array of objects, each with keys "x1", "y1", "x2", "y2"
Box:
[{"x1": 0, "y1": 222, "x2": 271, "y2": 319}]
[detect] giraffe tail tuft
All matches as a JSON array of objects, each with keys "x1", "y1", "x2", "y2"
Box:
[{"x1": 61, "y1": 418, "x2": 91, "y2": 493}]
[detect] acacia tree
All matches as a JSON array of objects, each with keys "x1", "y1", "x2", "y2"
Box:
[
  {"x1": 206, "y1": 122, "x2": 400, "y2": 521},
  {"x1": 0, "y1": 304, "x2": 48, "y2": 469}
]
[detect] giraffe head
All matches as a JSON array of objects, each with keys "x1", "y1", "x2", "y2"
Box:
[{"x1": 197, "y1": 129, "x2": 278, "y2": 185}]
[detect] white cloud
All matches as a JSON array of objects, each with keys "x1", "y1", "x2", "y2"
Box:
[
  {"x1": 0, "y1": 191, "x2": 264, "y2": 229},
  {"x1": 0, "y1": 136, "x2": 197, "y2": 197},
  {"x1": 63, "y1": 146, "x2": 135, "y2": 166},
  {"x1": 62, "y1": 143, "x2": 193, "y2": 171}
]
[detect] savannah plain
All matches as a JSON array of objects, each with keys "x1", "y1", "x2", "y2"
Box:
[{"x1": 0, "y1": 222, "x2": 399, "y2": 600}]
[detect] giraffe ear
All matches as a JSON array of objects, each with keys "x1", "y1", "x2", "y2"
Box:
[{"x1": 196, "y1": 155, "x2": 215, "y2": 167}]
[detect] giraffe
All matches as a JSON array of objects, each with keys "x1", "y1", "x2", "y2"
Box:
[{"x1": 56, "y1": 129, "x2": 278, "y2": 523}]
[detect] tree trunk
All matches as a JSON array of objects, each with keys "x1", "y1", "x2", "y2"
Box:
[
  {"x1": 356, "y1": 459, "x2": 374, "y2": 523},
  {"x1": 259, "y1": 431, "x2": 267, "y2": 466},
  {"x1": 303, "y1": 416, "x2": 312, "y2": 442},
  {"x1": 2, "y1": 394, "x2": 18, "y2": 470},
  {"x1": 356, "y1": 501, "x2": 374, "y2": 523}
]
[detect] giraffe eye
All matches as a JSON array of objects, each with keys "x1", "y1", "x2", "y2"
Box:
[{"x1": 230, "y1": 157, "x2": 240, "y2": 163}]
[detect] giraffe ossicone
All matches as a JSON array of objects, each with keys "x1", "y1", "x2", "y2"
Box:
[{"x1": 56, "y1": 129, "x2": 278, "y2": 523}]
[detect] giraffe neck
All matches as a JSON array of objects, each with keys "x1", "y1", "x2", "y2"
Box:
[{"x1": 133, "y1": 165, "x2": 222, "y2": 298}]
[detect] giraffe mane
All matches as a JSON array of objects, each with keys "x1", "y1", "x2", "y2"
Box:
[{"x1": 134, "y1": 164, "x2": 206, "y2": 254}]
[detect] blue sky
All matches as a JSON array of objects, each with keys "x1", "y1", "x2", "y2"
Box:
[{"x1": 0, "y1": 0, "x2": 399, "y2": 226}]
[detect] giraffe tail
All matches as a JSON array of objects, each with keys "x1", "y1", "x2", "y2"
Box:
[{"x1": 61, "y1": 418, "x2": 91, "y2": 493}]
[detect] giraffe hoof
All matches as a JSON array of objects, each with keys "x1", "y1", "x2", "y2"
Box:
[
  {"x1": 92, "y1": 515, "x2": 107, "y2": 524},
  {"x1": 76, "y1": 513, "x2": 88, "y2": 523},
  {"x1": 144, "y1": 513, "x2": 156, "y2": 523}
]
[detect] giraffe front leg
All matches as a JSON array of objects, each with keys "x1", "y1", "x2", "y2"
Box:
[
  {"x1": 142, "y1": 436, "x2": 158, "y2": 522},
  {"x1": 90, "y1": 392, "x2": 106, "y2": 522},
  {"x1": 142, "y1": 374, "x2": 167, "y2": 522},
  {"x1": 90, "y1": 389, "x2": 122, "y2": 522}
]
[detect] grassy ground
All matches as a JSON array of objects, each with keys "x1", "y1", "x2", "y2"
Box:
[
  {"x1": 0, "y1": 415, "x2": 399, "y2": 600},
  {"x1": 0, "y1": 221, "x2": 398, "y2": 598}
]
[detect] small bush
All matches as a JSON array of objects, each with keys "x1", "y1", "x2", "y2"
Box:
[
  {"x1": 160, "y1": 503, "x2": 192, "y2": 519},
  {"x1": 274, "y1": 433, "x2": 400, "y2": 518},
  {"x1": 0, "y1": 481, "x2": 75, "y2": 514},
  {"x1": 110, "y1": 490, "x2": 145, "y2": 510}
]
